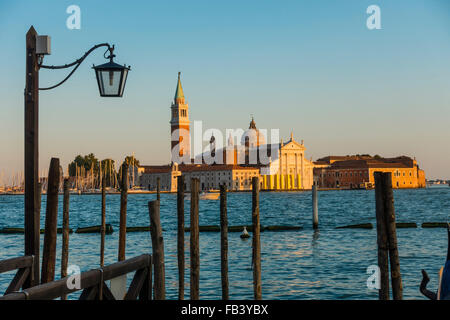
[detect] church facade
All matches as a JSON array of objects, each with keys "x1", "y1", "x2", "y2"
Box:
[{"x1": 260, "y1": 135, "x2": 315, "y2": 190}]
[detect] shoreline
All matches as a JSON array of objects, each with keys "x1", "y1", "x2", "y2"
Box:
[{"x1": 0, "y1": 186, "x2": 438, "y2": 196}]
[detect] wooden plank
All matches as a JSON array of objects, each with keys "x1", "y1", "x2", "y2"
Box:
[
  {"x1": 139, "y1": 264, "x2": 152, "y2": 301},
  {"x1": 126, "y1": 226, "x2": 150, "y2": 232},
  {"x1": 336, "y1": 223, "x2": 373, "y2": 229},
  {"x1": 79, "y1": 285, "x2": 98, "y2": 300},
  {"x1": 0, "y1": 227, "x2": 73, "y2": 234},
  {"x1": 149, "y1": 200, "x2": 165, "y2": 299},
  {"x1": 374, "y1": 171, "x2": 390, "y2": 300},
  {"x1": 101, "y1": 282, "x2": 116, "y2": 300},
  {"x1": 190, "y1": 178, "x2": 200, "y2": 300},
  {"x1": 41, "y1": 158, "x2": 60, "y2": 284},
  {"x1": 422, "y1": 222, "x2": 448, "y2": 228},
  {"x1": 252, "y1": 177, "x2": 262, "y2": 300},
  {"x1": 177, "y1": 175, "x2": 185, "y2": 300},
  {"x1": 0, "y1": 254, "x2": 151, "y2": 300},
  {"x1": 220, "y1": 184, "x2": 229, "y2": 300},
  {"x1": 5, "y1": 267, "x2": 30, "y2": 295},
  {"x1": 124, "y1": 268, "x2": 148, "y2": 300},
  {"x1": 396, "y1": 222, "x2": 417, "y2": 228},
  {"x1": 76, "y1": 224, "x2": 113, "y2": 234},
  {"x1": 0, "y1": 256, "x2": 33, "y2": 274}
]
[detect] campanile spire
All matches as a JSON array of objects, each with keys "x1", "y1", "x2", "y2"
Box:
[{"x1": 174, "y1": 71, "x2": 185, "y2": 104}]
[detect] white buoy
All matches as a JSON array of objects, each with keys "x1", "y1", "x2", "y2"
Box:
[{"x1": 240, "y1": 226, "x2": 250, "y2": 239}]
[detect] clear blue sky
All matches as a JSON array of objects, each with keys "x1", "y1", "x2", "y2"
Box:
[{"x1": 0, "y1": 0, "x2": 449, "y2": 180}]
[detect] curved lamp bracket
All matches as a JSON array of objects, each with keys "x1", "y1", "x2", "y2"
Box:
[{"x1": 38, "y1": 43, "x2": 114, "y2": 91}]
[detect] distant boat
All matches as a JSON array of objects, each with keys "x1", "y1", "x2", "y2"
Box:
[
  {"x1": 185, "y1": 192, "x2": 220, "y2": 201},
  {"x1": 200, "y1": 192, "x2": 220, "y2": 200}
]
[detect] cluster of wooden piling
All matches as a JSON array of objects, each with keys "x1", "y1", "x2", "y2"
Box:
[
  {"x1": 33, "y1": 159, "x2": 135, "y2": 295},
  {"x1": 7, "y1": 154, "x2": 417, "y2": 300},
  {"x1": 146, "y1": 176, "x2": 263, "y2": 300},
  {"x1": 0, "y1": 155, "x2": 153, "y2": 300}
]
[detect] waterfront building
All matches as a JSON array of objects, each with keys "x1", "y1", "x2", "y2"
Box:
[
  {"x1": 195, "y1": 119, "x2": 316, "y2": 190},
  {"x1": 139, "y1": 163, "x2": 260, "y2": 192},
  {"x1": 138, "y1": 73, "x2": 426, "y2": 192},
  {"x1": 139, "y1": 73, "x2": 316, "y2": 191},
  {"x1": 313, "y1": 155, "x2": 426, "y2": 189}
]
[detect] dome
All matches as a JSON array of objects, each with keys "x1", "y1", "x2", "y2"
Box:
[{"x1": 240, "y1": 117, "x2": 266, "y2": 147}]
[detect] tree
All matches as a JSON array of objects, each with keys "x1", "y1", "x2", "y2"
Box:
[
  {"x1": 68, "y1": 153, "x2": 100, "y2": 177},
  {"x1": 100, "y1": 159, "x2": 117, "y2": 188},
  {"x1": 117, "y1": 155, "x2": 141, "y2": 189},
  {"x1": 124, "y1": 155, "x2": 140, "y2": 167}
]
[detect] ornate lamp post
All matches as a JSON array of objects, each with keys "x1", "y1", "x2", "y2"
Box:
[{"x1": 24, "y1": 26, "x2": 130, "y2": 287}]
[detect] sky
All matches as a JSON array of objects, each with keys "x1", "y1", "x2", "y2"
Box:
[{"x1": 0, "y1": 0, "x2": 449, "y2": 181}]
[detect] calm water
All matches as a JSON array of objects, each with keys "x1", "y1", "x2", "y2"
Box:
[{"x1": 0, "y1": 187, "x2": 449, "y2": 300}]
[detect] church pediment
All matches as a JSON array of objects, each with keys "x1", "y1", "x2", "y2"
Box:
[{"x1": 282, "y1": 140, "x2": 305, "y2": 150}]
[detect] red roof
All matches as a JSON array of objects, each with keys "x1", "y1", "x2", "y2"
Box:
[
  {"x1": 140, "y1": 164, "x2": 259, "y2": 174},
  {"x1": 329, "y1": 159, "x2": 411, "y2": 169}
]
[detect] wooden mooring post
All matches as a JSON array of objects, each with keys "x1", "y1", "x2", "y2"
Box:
[
  {"x1": 374, "y1": 172, "x2": 403, "y2": 300},
  {"x1": 252, "y1": 177, "x2": 262, "y2": 300},
  {"x1": 312, "y1": 183, "x2": 319, "y2": 229},
  {"x1": 190, "y1": 178, "x2": 200, "y2": 300},
  {"x1": 24, "y1": 26, "x2": 40, "y2": 289},
  {"x1": 177, "y1": 175, "x2": 185, "y2": 300},
  {"x1": 41, "y1": 158, "x2": 60, "y2": 284},
  {"x1": 61, "y1": 178, "x2": 70, "y2": 300},
  {"x1": 374, "y1": 172, "x2": 390, "y2": 300},
  {"x1": 118, "y1": 163, "x2": 128, "y2": 261},
  {"x1": 100, "y1": 179, "x2": 106, "y2": 268},
  {"x1": 220, "y1": 184, "x2": 229, "y2": 300},
  {"x1": 382, "y1": 172, "x2": 403, "y2": 300},
  {"x1": 157, "y1": 177, "x2": 161, "y2": 201},
  {"x1": 148, "y1": 200, "x2": 165, "y2": 299}
]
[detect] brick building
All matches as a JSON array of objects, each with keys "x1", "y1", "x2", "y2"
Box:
[
  {"x1": 139, "y1": 163, "x2": 260, "y2": 192},
  {"x1": 314, "y1": 156, "x2": 426, "y2": 189}
]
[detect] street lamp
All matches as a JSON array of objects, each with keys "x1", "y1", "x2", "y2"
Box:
[
  {"x1": 93, "y1": 46, "x2": 130, "y2": 97},
  {"x1": 23, "y1": 26, "x2": 131, "y2": 288}
]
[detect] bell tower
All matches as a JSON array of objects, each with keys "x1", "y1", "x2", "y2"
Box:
[{"x1": 170, "y1": 72, "x2": 190, "y2": 162}]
